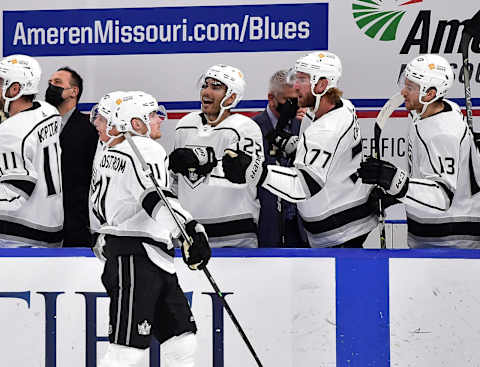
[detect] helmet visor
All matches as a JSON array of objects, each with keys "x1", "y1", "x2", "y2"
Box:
[
  {"x1": 287, "y1": 69, "x2": 310, "y2": 86},
  {"x1": 89, "y1": 103, "x2": 100, "y2": 125},
  {"x1": 150, "y1": 104, "x2": 168, "y2": 121},
  {"x1": 398, "y1": 71, "x2": 420, "y2": 94}
]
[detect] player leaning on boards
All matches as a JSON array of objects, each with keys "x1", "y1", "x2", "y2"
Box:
[
  {"x1": 89, "y1": 91, "x2": 211, "y2": 367},
  {"x1": 168, "y1": 64, "x2": 264, "y2": 248},
  {"x1": 0, "y1": 54, "x2": 63, "y2": 247},
  {"x1": 222, "y1": 52, "x2": 377, "y2": 248},
  {"x1": 358, "y1": 54, "x2": 480, "y2": 248}
]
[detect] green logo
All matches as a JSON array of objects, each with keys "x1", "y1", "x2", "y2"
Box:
[{"x1": 352, "y1": 0, "x2": 422, "y2": 41}]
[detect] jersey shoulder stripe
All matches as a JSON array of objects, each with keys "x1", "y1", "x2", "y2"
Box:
[
  {"x1": 107, "y1": 148, "x2": 146, "y2": 190},
  {"x1": 414, "y1": 124, "x2": 441, "y2": 176}
]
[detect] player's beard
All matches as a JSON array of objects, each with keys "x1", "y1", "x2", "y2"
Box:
[
  {"x1": 298, "y1": 92, "x2": 315, "y2": 109},
  {"x1": 0, "y1": 98, "x2": 6, "y2": 122},
  {"x1": 201, "y1": 100, "x2": 222, "y2": 121}
]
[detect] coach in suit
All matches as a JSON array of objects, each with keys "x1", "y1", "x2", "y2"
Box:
[
  {"x1": 46, "y1": 67, "x2": 98, "y2": 246},
  {"x1": 253, "y1": 70, "x2": 307, "y2": 247}
]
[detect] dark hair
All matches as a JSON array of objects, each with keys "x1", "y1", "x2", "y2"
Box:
[
  {"x1": 57, "y1": 66, "x2": 83, "y2": 102},
  {"x1": 324, "y1": 87, "x2": 343, "y2": 105},
  {"x1": 24, "y1": 94, "x2": 35, "y2": 102}
]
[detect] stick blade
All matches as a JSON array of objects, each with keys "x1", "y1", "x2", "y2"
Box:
[
  {"x1": 374, "y1": 93, "x2": 404, "y2": 158},
  {"x1": 465, "y1": 10, "x2": 480, "y2": 38},
  {"x1": 375, "y1": 93, "x2": 404, "y2": 130}
]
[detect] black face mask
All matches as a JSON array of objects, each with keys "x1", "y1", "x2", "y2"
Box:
[
  {"x1": 276, "y1": 97, "x2": 298, "y2": 120},
  {"x1": 45, "y1": 84, "x2": 65, "y2": 107}
]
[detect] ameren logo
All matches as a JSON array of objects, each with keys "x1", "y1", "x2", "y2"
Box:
[
  {"x1": 353, "y1": 1, "x2": 480, "y2": 83},
  {"x1": 11, "y1": 17, "x2": 310, "y2": 46},
  {"x1": 352, "y1": 0, "x2": 423, "y2": 41},
  {"x1": 3, "y1": 5, "x2": 328, "y2": 56}
]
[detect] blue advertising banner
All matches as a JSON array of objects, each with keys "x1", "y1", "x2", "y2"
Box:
[{"x1": 3, "y1": 4, "x2": 328, "y2": 56}]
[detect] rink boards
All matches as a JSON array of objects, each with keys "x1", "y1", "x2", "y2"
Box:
[{"x1": 1, "y1": 248, "x2": 480, "y2": 367}]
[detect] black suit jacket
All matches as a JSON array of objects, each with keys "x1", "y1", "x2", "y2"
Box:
[
  {"x1": 253, "y1": 109, "x2": 305, "y2": 247},
  {"x1": 60, "y1": 108, "x2": 98, "y2": 246}
]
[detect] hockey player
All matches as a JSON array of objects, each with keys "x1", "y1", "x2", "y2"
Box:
[
  {"x1": 0, "y1": 54, "x2": 63, "y2": 247},
  {"x1": 168, "y1": 64, "x2": 264, "y2": 248},
  {"x1": 222, "y1": 52, "x2": 377, "y2": 248},
  {"x1": 358, "y1": 54, "x2": 480, "y2": 248},
  {"x1": 91, "y1": 92, "x2": 211, "y2": 367},
  {"x1": 88, "y1": 90, "x2": 127, "y2": 247},
  {"x1": 89, "y1": 90, "x2": 165, "y2": 240}
]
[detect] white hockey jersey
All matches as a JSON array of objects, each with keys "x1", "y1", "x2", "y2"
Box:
[
  {"x1": 261, "y1": 98, "x2": 377, "y2": 247},
  {"x1": 174, "y1": 112, "x2": 263, "y2": 248},
  {"x1": 403, "y1": 99, "x2": 480, "y2": 248},
  {"x1": 89, "y1": 136, "x2": 192, "y2": 274},
  {"x1": 89, "y1": 141, "x2": 105, "y2": 237},
  {"x1": 0, "y1": 101, "x2": 63, "y2": 247}
]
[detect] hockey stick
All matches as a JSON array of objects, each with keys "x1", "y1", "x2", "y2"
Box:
[
  {"x1": 373, "y1": 93, "x2": 404, "y2": 249},
  {"x1": 124, "y1": 133, "x2": 264, "y2": 367},
  {"x1": 461, "y1": 10, "x2": 480, "y2": 147}
]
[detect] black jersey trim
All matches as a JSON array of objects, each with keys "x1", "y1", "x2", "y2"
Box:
[
  {"x1": 414, "y1": 124, "x2": 440, "y2": 176},
  {"x1": 298, "y1": 168, "x2": 322, "y2": 197},
  {"x1": 330, "y1": 117, "x2": 356, "y2": 174},
  {"x1": 407, "y1": 218, "x2": 480, "y2": 238},
  {"x1": 405, "y1": 195, "x2": 445, "y2": 211},
  {"x1": 213, "y1": 127, "x2": 241, "y2": 142},
  {"x1": 0, "y1": 195, "x2": 20, "y2": 203},
  {"x1": 141, "y1": 190, "x2": 176, "y2": 217},
  {"x1": 411, "y1": 178, "x2": 452, "y2": 202},
  {"x1": 270, "y1": 168, "x2": 297, "y2": 177},
  {"x1": 203, "y1": 218, "x2": 257, "y2": 238},
  {"x1": 0, "y1": 220, "x2": 63, "y2": 244},
  {"x1": 104, "y1": 235, "x2": 175, "y2": 258},
  {"x1": 266, "y1": 183, "x2": 306, "y2": 201},
  {"x1": 460, "y1": 126, "x2": 468, "y2": 145},
  {"x1": 20, "y1": 111, "x2": 61, "y2": 176},
  {"x1": 470, "y1": 150, "x2": 480, "y2": 196},
  {"x1": 351, "y1": 141, "x2": 362, "y2": 159},
  {"x1": 426, "y1": 100, "x2": 451, "y2": 119},
  {"x1": 23, "y1": 101, "x2": 41, "y2": 112},
  {"x1": 3, "y1": 179, "x2": 35, "y2": 197},
  {"x1": 436, "y1": 181, "x2": 454, "y2": 205},
  {"x1": 302, "y1": 132, "x2": 308, "y2": 165},
  {"x1": 175, "y1": 126, "x2": 198, "y2": 131},
  {"x1": 409, "y1": 179, "x2": 439, "y2": 187},
  {"x1": 301, "y1": 201, "x2": 374, "y2": 234},
  {"x1": 108, "y1": 149, "x2": 146, "y2": 190}
]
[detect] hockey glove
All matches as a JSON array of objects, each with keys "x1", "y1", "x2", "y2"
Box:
[
  {"x1": 358, "y1": 157, "x2": 409, "y2": 198},
  {"x1": 367, "y1": 187, "x2": 400, "y2": 216},
  {"x1": 181, "y1": 220, "x2": 211, "y2": 270},
  {"x1": 169, "y1": 147, "x2": 217, "y2": 176},
  {"x1": 222, "y1": 149, "x2": 267, "y2": 186},
  {"x1": 273, "y1": 130, "x2": 299, "y2": 157}
]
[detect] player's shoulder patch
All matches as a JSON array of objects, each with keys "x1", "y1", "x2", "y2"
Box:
[{"x1": 37, "y1": 101, "x2": 61, "y2": 117}]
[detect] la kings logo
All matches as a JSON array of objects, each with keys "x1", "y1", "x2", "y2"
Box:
[
  {"x1": 137, "y1": 320, "x2": 151, "y2": 336},
  {"x1": 182, "y1": 144, "x2": 212, "y2": 188}
]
